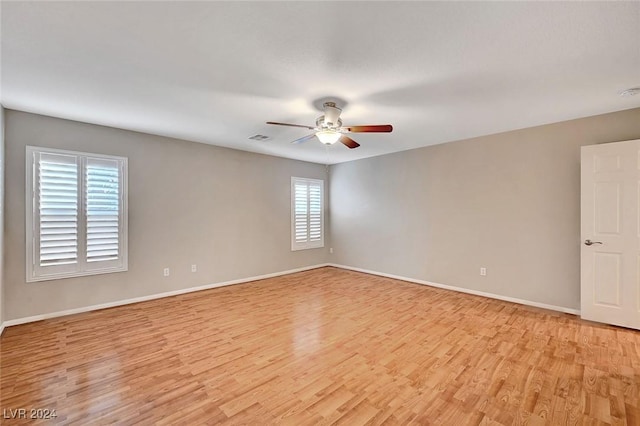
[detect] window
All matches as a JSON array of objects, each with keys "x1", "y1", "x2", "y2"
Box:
[
  {"x1": 26, "y1": 146, "x2": 128, "y2": 282},
  {"x1": 291, "y1": 177, "x2": 324, "y2": 251}
]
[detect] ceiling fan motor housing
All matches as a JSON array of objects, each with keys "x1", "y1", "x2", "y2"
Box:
[
  {"x1": 316, "y1": 116, "x2": 342, "y2": 130},
  {"x1": 321, "y1": 102, "x2": 342, "y2": 129}
]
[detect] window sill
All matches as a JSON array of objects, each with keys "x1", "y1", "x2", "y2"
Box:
[{"x1": 26, "y1": 266, "x2": 128, "y2": 283}]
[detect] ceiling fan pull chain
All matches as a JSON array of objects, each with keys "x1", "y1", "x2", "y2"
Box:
[{"x1": 325, "y1": 145, "x2": 330, "y2": 166}]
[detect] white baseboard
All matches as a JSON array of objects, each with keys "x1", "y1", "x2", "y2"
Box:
[
  {"x1": 328, "y1": 263, "x2": 580, "y2": 316},
  {"x1": 1, "y1": 262, "x2": 580, "y2": 331},
  {"x1": 2, "y1": 263, "x2": 330, "y2": 329}
]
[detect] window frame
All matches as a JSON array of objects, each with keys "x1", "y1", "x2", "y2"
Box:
[
  {"x1": 291, "y1": 176, "x2": 324, "y2": 251},
  {"x1": 26, "y1": 146, "x2": 128, "y2": 282}
]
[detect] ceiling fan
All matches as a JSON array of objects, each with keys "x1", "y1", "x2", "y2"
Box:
[{"x1": 266, "y1": 102, "x2": 393, "y2": 149}]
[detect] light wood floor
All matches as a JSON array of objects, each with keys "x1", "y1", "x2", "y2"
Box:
[{"x1": 1, "y1": 267, "x2": 639, "y2": 425}]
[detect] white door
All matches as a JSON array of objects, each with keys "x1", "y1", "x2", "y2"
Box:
[{"x1": 581, "y1": 139, "x2": 640, "y2": 330}]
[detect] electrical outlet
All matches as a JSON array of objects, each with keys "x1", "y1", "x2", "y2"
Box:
[
  {"x1": 480, "y1": 267, "x2": 487, "y2": 276},
  {"x1": 163, "y1": 268, "x2": 170, "y2": 277},
  {"x1": 191, "y1": 264, "x2": 197, "y2": 273},
  {"x1": 329, "y1": 248, "x2": 334, "y2": 254}
]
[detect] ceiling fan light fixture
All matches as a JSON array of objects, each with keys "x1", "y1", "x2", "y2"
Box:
[{"x1": 316, "y1": 130, "x2": 341, "y2": 145}]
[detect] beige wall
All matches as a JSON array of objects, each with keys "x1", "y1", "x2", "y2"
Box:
[
  {"x1": 6, "y1": 107, "x2": 640, "y2": 320},
  {"x1": 4, "y1": 110, "x2": 329, "y2": 320},
  {"x1": 329, "y1": 108, "x2": 640, "y2": 310}
]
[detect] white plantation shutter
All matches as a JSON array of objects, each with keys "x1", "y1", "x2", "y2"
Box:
[
  {"x1": 309, "y1": 184, "x2": 322, "y2": 243},
  {"x1": 291, "y1": 177, "x2": 324, "y2": 250},
  {"x1": 38, "y1": 153, "x2": 79, "y2": 271},
  {"x1": 294, "y1": 182, "x2": 309, "y2": 244},
  {"x1": 26, "y1": 147, "x2": 128, "y2": 282},
  {"x1": 85, "y1": 158, "x2": 120, "y2": 264}
]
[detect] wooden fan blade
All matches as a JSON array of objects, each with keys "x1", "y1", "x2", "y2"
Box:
[
  {"x1": 266, "y1": 121, "x2": 316, "y2": 130},
  {"x1": 291, "y1": 134, "x2": 317, "y2": 144},
  {"x1": 344, "y1": 124, "x2": 393, "y2": 133},
  {"x1": 339, "y1": 135, "x2": 360, "y2": 149}
]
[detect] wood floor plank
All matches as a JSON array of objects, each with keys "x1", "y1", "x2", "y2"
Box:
[{"x1": 2, "y1": 267, "x2": 640, "y2": 424}]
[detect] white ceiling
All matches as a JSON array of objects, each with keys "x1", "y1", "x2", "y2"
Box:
[{"x1": 2, "y1": 2, "x2": 639, "y2": 164}]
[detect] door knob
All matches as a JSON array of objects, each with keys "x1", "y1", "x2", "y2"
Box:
[{"x1": 584, "y1": 239, "x2": 603, "y2": 246}]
